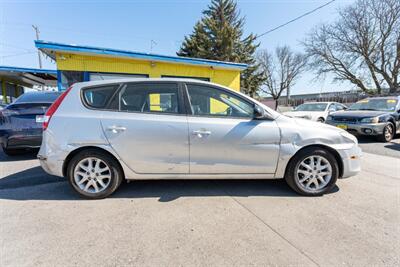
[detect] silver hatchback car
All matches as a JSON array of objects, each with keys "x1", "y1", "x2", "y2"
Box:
[{"x1": 38, "y1": 79, "x2": 361, "y2": 199}]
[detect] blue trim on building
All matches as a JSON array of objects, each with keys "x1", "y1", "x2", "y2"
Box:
[
  {"x1": 35, "y1": 40, "x2": 248, "y2": 70},
  {"x1": 0, "y1": 65, "x2": 57, "y2": 74},
  {"x1": 83, "y1": 72, "x2": 90, "y2": 82},
  {"x1": 56, "y1": 70, "x2": 63, "y2": 91}
]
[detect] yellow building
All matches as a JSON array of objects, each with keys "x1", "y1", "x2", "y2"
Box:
[{"x1": 35, "y1": 40, "x2": 247, "y2": 92}]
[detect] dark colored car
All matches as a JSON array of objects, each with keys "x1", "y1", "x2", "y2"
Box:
[
  {"x1": 326, "y1": 96, "x2": 400, "y2": 142},
  {"x1": 0, "y1": 91, "x2": 61, "y2": 155}
]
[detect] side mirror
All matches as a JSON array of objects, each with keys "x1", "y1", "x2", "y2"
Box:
[{"x1": 254, "y1": 105, "x2": 267, "y2": 119}]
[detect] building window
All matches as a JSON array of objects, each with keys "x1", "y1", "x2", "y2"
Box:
[
  {"x1": 89, "y1": 72, "x2": 148, "y2": 81},
  {"x1": 59, "y1": 71, "x2": 84, "y2": 90},
  {"x1": 161, "y1": 75, "x2": 210, "y2": 82}
]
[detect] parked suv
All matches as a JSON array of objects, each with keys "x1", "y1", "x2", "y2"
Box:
[
  {"x1": 38, "y1": 79, "x2": 361, "y2": 199},
  {"x1": 326, "y1": 96, "x2": 400, "y2": 142}
]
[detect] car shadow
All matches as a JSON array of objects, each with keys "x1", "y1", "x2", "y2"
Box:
[
  {"x1": 384, "y1": 142, "x2": 400, "y2": 152},
  {"x1": 357, "y1": 134, "x2": 400, "y2": 144},
  {"x1": 0, "y1": 166, "x2": 339, "y2": 201}
]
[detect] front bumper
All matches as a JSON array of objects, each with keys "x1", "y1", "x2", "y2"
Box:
[
  {"x1": 336, "y1": 144, "x2": 362, "y2": 178},
  {"x1": 326, "y1": 121, "x2": 386, "y2": 136}
]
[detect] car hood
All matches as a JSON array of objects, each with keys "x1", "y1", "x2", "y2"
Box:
[
  {"x1": 283, "y1": 111, "x2": 325, "y2": 117},
  {"x1": 275, "y1": 115, "x2": 357, "y2": 148},
  {"x1": 331, "y1": 110, "x2": 388, "y2": 118}
]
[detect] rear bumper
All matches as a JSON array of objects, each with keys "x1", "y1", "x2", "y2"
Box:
[
  {"x1": 327, "y1": 121, "x2": 386, "y2": 136},
  {"x1": 38, "y1": 154, "x2": 64, "y2": 177}
]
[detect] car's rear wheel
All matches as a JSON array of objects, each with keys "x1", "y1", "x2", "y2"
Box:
[
  {"x1": 67, "y1": 149, "x2": 123, "y2": 199},
  {"x1": 285, "y1": 147, "x2": 339, "y2": 196},
  {"x1": 377, "y1": 122, "x2": 394, "y2": 143},
  {"x1": 2, "y1": 146, "x2": 24, "y2": 156}
]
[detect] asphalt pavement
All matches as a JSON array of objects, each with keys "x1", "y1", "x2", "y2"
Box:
[{"x1": 0, "y1": 143, "x2": 399, "y2": 266}]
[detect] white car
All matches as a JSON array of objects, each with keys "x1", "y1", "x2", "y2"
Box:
[
  {"x1": 283, "y1": 102, "x2": 347, "y2": 122},
  {"x1": 37, "y1": 79, "x2": 361, "y2": 199}
]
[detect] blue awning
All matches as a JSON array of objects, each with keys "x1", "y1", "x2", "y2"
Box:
[{"x1": 35, "y1": 40, "x2": 248, "y2": 71}]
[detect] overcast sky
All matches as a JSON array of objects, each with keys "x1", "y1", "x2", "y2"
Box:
[{"x1": 1, "y1": 0, "x2": 356, "y2": 95}]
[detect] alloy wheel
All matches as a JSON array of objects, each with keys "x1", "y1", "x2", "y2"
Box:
[
  {"x1": 384, "y1": 124, "x2": 393, "y2": 141},
  {"x1": 295, "y1": 155, "x2": 332, "y2": 193},
  {"x1": 73, "y1": 157, "x2": 112, "y2": 194}
]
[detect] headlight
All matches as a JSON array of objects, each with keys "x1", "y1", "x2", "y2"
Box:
[
  {"x1": 340, "y1": 131, "x2": 358, "y2": 144},
  {"x1": 360, "y1": 116, "x2": 379, "y2": 123}
]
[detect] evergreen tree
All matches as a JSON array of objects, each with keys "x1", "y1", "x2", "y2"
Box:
[{"x1": 177, "y1": 0, "x2": 265, "y2": 96}]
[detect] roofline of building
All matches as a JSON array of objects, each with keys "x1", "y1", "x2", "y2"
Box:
[
  {"x1": 35, "y1": 40, "x2": 248, "y2": 71},
  {"x1": 0, "y1": 65, "x2": 57, "y2": 74}
]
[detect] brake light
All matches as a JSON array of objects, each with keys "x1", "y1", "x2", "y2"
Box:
[{"x1": 43, "y1": 86, "x2": 73, "y2": 130}]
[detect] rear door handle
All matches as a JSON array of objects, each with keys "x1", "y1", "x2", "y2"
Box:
[
  {"x1": 192, "y1": 130, "x2": 211, "y2": 138},
  {"x1": 106, "y1": 126, "x2": 126, "y2": 133}
]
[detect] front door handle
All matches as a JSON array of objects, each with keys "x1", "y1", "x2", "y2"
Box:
[
  {"x1": 192, "y1": 130, "x2": 211, "y2": 138},
  {"x1": 107, "y1": 126, "x2": 126, "y2": 133}
]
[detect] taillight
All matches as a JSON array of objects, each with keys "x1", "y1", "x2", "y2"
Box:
[{"x1": 43, "y1": 86, "x2": 73, "y2": 130}]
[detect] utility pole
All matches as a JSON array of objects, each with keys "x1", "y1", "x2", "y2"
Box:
[
  {"x1": 32, "y1": 25, "x2": 42, "y2": 69},
  {"x1": 150, "y1": 40, "x2": 157, "y2": 53}
]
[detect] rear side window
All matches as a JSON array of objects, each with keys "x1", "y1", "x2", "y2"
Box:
[
  {"x1": 118, "y1": 83, "x2": 179, "y2": 114},
  {"x1": 82, "y1": 85, "x2": 119, "y2": 109}
]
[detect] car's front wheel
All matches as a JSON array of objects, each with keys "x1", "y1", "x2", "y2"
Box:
[
  {"x1": 377, "y1": 122, "x2": 394, "y2": 143},
  {"x1": 285, "y1": 147, "x2": 339, "y2": 196},
  {"x1": 67, "y1": 149, "x2": 123, "y2": 199}
]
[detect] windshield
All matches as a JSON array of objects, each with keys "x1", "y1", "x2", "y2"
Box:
[
  {"x1": 295, "y1": 103, "x2": 327, "y2": 112},
  {"x1": 349, "y1": 98, "x2": 398, "y2": 112}
]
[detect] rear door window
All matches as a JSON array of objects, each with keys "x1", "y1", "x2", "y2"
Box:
[
  {"x1": 82, "y1": 85, "x2": 119, "y2": 109},
  {"x1": 118, "y1": 83, "x2": 180, "y2": 114}
]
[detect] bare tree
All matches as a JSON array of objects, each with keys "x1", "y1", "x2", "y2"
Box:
[
  {"x1": 257, "y1": 46, "x2": 307, "y2": 109},
  {"x1": 303, "y1": 0, "x2": 400, "y2": 95}
]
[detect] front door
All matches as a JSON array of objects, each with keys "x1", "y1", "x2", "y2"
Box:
[
  {"x1": 185, "y1": 83, "x2": 281, "y2": 174},
  {"x1": 101, "y1": 82, "x2": 189, "y2": 174}
]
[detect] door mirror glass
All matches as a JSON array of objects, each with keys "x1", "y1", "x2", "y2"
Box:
[{"x1": 254, "y1": 105, "x2": 266, "y2": 119}]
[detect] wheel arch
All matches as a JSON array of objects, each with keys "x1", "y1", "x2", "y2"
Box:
[
  {"x1": 62, "y1": 146, "x2": 125, "y2": 178},
  {"x1": 386, "y1": 116, "x2": 396, "y2": 132},
  {"x1": 285, "y1": 144, "x2": 344, "y2": 178}
]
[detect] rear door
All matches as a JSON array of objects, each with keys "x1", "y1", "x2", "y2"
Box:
[{"x1": 96, "y1": 82, "x2": 189, "y2": 174}]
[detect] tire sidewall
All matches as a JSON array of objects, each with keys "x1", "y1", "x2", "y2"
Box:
[
  {"x1": 67, "y1": 150, "x2": 122, "y2": 199},
  {"x1": 286, "y1": 148, "x2": 339, "y2": 196},
  {"x1": 383, "y1": 122, "x2": 394, "y2": 142}
]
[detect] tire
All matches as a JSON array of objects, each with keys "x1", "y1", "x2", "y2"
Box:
[
  {"x1": 377, "y1": 122, "x2": 394, "y2": 143},
  {"x1": 2, "y1": 146, "x2": 24, "y2": 156},
  {"x1": 317, "y1": 117, "x2": 325, "y2": 123},
  {"x1": 285, "y1": 147, "x2": 339, "y2": 196},
  {"x1": 67, "y1": 149, "x2": 123, "y2": 199}
]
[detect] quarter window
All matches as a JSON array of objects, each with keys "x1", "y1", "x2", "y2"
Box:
[
  {"x1": 119, "y1": 83, "x2": 179, "y2": 114},
  {"x1": 83, "y1": 85, "x2": 119, "y2": 109},
  {"x1": 186, "y1": 84, "x2": 253, "y2": 118}
]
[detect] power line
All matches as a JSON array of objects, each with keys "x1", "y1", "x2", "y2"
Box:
[
  {"x1": 256, "y1": 0, "x2": 336, "y2": 39},
  {"x1": 1, "y1": 51, "x2": 36, "y2": 59}
]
